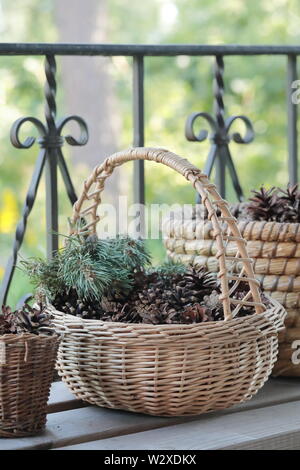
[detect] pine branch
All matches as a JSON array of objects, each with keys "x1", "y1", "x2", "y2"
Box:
[
  {"x1": 20, "y1": 256, "x2": 61, "y2": 300},
  {"x1": 22, "y1": 234, "x2": 152, "y2": 303},
  {"x1": 96, "y1": 236, "x2": 151, "y2": 272},
  {"x1": 58, "y1": 235, "x2": 113, "y2": 300},
  {"x1": 150, "y1": 259, "x2": 187, "y2": 279}
]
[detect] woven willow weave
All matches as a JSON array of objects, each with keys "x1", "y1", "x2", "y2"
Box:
[
  {"x1": 0, "y1": 333, "x2": 59, "y2": 437},
  {"x1": 51, "y1": 148, "x2": 285, "y2": 416},
  {"x1": 164, "y1": 203, "x2": 300, "y2": 377}
]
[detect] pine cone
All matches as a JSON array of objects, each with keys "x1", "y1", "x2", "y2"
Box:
[
  {"x1": 101, "y1": 296, "x2": 125, "y2": 313},
  {"x1": 135, "y1": 283, "x2": 169, "y2": 323},
  {"x1": 137, "y1": 299, "x2": 179, "y2": 324},
  {"x1": 277, "y1": 184, "x2": 300, "y2": 222},
  {"x1": 203, "y1": 290, "x2": 224, "y2": 321},
  {"x1": 53, "y1": 289, "x2": 103, "y2": 320},
  {"x1": 100, "y1": 302, "x2": 139, "y2": 323},
  {"x1": 0, "y1": 306, "x2": 13, "y2": 334},
  {"x1": 132, "y1": 266, "x2": 219, "y2": 324},
  {"x1": 136, "y1": 266, "x2": 217, "y2": 311},
  {"x1": 136, "y1": 303, "x2": 164, "y2": 324},
  {"x1": 246, "y1": 187, "x2": 284, "y2": 222},
  {"x1": 1, "y1": 304, "x2": 54, "y2": 335},
  {"x1": 176, "y1": 267, "x2": 218, "y2": 305},
  {"x1": 181, "y1": 303, "x2": 213, "y2": 323}
]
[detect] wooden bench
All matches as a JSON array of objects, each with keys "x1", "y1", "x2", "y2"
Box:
[{"x1": 1, "y1": 378, "x2": 300, "y2": 450}]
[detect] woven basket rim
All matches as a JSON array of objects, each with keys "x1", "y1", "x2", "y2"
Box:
[
  {"x1": 167, "y1": 205, "x2": 300, "y2": 228},
  {"x1": 238, "y1": 219, "x2": 300, "y2": 229},
  {"x1": 0, "y1": 332, "x2": 60, "y2": 343},
  {"x1": 49, "y1": 295, "x2": 283, "y2": 330}
]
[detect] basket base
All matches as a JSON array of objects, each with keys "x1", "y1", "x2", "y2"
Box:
[
  {"x1": 57, "y1": 370, "x2": 268, "y2": 417},
  {"x1": 0, "y1": 423, "x2": 46, "y2": 438}
]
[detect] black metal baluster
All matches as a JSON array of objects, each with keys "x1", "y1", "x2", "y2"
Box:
[
  {"x1": 133, "y1": 55, "x2": 145, "y2": 206},
  {"x1": 44, "y1": 55, "x2": 59, "y2": 258},
  {"x1": 56, "y1": 147, "x2": 79, "y2": 205},
  {"x1": 287, "y1": 54, "x2": 298, "y2": 184},
  {"x1": 132, "y1": 55, "x2": 145, "y2": 238},
  {"x1": 213, "y1": 56, "x2": 226, "y2": 196},
  {"x1": 0, "y1": 149, "x2": 47, "y2": 306}
]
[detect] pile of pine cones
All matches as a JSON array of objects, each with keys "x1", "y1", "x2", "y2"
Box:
[
  {"x1": 0, "y1": 304, "x2": 54, "y2": 336},
  {"x1": 195, "y1": 184, "x2": 300, "y2": 223},
  {"x1": 22, "y1": 234, "x2": 263, "y2": 326},
  {"x1": 233, "y1": 184, "x2": 300, "y2": 223},
  {"x1": 53, "y1": 266, "x2": 258, "y2": 324}
]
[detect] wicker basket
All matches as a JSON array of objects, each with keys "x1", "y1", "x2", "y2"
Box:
[
  {"x1": 0, "y1": 333, "x2": 59, "y2": 437},
  {"x1": 51, "y1": 147, "x2": 286, "y2": 416},
  {"x1": 164, "y1": 208, "x2": 300, "y2": 377}
]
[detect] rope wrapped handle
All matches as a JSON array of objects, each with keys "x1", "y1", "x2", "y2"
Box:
[{"x1": 70, "y1": 147, "x2": 264, "y2": 320}]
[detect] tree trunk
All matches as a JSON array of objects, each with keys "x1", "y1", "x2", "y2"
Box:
[{"x1": 53, "y1": 0, "x2": 121, "y2": 204}]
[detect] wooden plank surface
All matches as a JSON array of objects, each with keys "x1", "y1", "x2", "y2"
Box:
[
  {"x1": 0, "y1": 405, "x2": 188, "y2": 450},
  {"x1": 47, "y1": 377, "x2": 300, "y2": 450},
  {"x1": 59, "y1": 399, "x2": 300, "y2": 450},
  {"x1": 47, "y1": 381, "x2": 86, "y2": 413},
  {"x1": 1, "y1": 378, "x2": 299, "y2": 450}
]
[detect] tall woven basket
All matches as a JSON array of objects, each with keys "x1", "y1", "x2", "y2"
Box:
[
  {"x1": 51, "y1": 147, "x2": 286, "y2": 417},
  {"x1": 164, "y1": 207, "x2": 300, "y2": 377},
  {"x1": 0, "y1": 333, "x2": 59, "y2": 437}
]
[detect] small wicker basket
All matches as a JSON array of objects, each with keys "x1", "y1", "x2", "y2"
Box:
[
  {"x1": 51, "y1": 147, "x2": 286, "y2": 416},
  {"x1": 0, "y1": 333, "x2": 59, "y2": 437},
  {"x1": 164, "y1": 207, "x2": 300, "y2": 377}
]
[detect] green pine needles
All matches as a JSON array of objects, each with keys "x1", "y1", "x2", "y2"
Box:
[
  {"x1": 21, "y1": 255, "x2": 61, "y2": 301},
  {"x1": 151, "y1": 259, "x2": 187, "y2": 279},
  {"x1": 21, "y1": 234, "x2": 152, "y2": 302}
]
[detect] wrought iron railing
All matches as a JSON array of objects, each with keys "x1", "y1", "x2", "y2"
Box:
[{"x1": 0, "y1": 43, "x2": 299, "y2": 305}]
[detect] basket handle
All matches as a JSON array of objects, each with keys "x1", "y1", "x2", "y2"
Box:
[{"x1": 70, "y1": 147, "x2": 264, "y2": 320}]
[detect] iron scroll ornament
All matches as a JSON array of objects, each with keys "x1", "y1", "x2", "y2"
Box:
[
  {"x1": 10, "y1": 115, "x2": 88, "y2": 149},
  {"x1": 185, "y1": 112, "x2": 254, "y2": 202}
]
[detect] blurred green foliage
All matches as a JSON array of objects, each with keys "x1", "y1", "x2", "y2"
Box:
[{"x1": 1, "y1": 0, "x2": 300, "y2": 305}]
